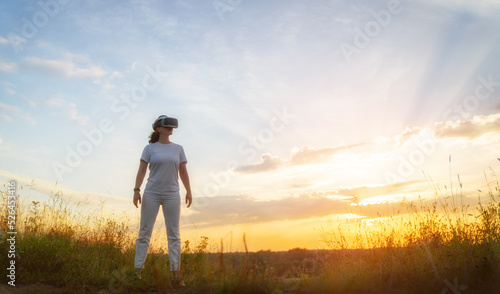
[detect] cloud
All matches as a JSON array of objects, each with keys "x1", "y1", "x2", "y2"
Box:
[
  {"x1": 5, "y1": 88, "x2": 37, "y2": 107},
  {"x1": 395, "y1": 126, "x2": 424, "y2": 146},
  {"x1": 0, "y1": 102, "x2": 20, "y2": 113},
  {"x1": 0, "y1": 58, "x2": 17, "y2": 73},
  {"x1": 0, "y1": 36, "x2": 9, "y2": 44},
  {"x1": 234, "y1": 154, "x2": 285, "y2": 173},
  {"x1": 0, "y1": 102, "x2": 35, "y2": 124},
  {"x1": 0, "y1": 170, "x2": 131, "y2": 210},
  {"x1": 290, "y1": 144, "x2": 364, "y2": 165},
  {"x1": 185, "y1": 180, "x2": 435, "y2": 228},
  {"x1": 16, "y1": 113, "x2": 36, "y2": 125},
  {"x1": 66, "y1": 103, "x2": 88, "y2": 125},
  {"x1": 420, "y1": 0, "x2": 500, "y2": 17},
  {"x1": 45, "y1": 97, "x2": 88, "y2": 126},
  {"x1": 236, "y1": 112, "x2": 499, "y2": 176},
  {"x1": 45, "y1": 97, "x2": 65, "y2": 107},
  {"x1": 24, "y1": 56, "x2": 106, "y2": 79},
  {"x1": 331, "y1": 181, "x2": 424, "y2": 200},
  {"x1": 187, "y1": 194, "x2": 353, "y2": 228},
  {"x1": 0, "y1": 114, "x2": 12, "y2": 122},
  {"x1": 434, "y1": 113, "x2": 500, "y2": 139},
  {"x1": 235, "y1": 144, "x2": 364, "y2": 174}
]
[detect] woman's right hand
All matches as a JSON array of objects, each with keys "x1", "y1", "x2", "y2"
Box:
[{"x1": 133, "y1": 191, "x2": 142, "y2": 208}]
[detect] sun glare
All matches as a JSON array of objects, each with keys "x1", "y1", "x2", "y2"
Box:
[{"x1": 353, "y1": 194, "x2": 407, "y2": 206}]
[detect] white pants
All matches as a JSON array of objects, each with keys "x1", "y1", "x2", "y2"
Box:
[{"x1": 134, "y1": 191, "x2": 181, "y2": 271}]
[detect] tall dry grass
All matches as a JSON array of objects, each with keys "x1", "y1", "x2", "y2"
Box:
[
  {"x1": 314, "y1": 169, "x2": 500, "y2": 293},
  {"x1": 0, "y1": 168, "x2": 499, "y2": 293},
  {"x1": 0, "y1": 187, "x2": 134, "y2": 289}
]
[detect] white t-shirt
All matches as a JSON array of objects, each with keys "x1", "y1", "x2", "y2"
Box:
[{"x1": 141, "y1": 142, "x2": 187, "y2": 194}]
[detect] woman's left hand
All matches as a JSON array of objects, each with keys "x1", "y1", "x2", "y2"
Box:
[{"x1": 185, "y1": 192, "x2": 192, "y2": 208}]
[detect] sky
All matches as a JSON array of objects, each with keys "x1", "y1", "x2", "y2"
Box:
[{"x1": 1, "y1": 0, "x2": 500, "y2": 251}]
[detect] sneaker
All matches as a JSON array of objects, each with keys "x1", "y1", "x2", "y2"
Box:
[
  {"x1": 134, "y1": 268, "x2": 142, "y2": 279},
  {"x1": 171, "y1": 274, "x2": 185, "y2": 288}
]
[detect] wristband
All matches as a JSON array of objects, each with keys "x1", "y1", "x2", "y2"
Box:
[{"x1": 134, "y1": 188, "x2": 140, "y2": 192}]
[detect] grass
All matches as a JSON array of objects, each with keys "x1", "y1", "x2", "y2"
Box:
[{"x1": 1, "y1": 169, "x2": 500, "y2": 293}]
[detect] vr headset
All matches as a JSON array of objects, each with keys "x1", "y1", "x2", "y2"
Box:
[{"x1": 152, "y1": 115, "x2": 178, "y2": 129}]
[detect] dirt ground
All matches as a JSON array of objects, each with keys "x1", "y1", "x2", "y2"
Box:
[
  {"x1": 0, "y1": 283, "x2": 71, "y2": 294},
  {"x1": 0, "y1": 283, "x2": 189, "y2": 294}
]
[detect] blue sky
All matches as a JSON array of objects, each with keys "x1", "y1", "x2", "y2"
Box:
[{"x1": 1, "y1": 0, "x2": 500, "y2": 250}]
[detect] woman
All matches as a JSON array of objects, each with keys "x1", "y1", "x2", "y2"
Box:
[{"x1": 133, "y1": 115, "x2": 192, "y2": 287}]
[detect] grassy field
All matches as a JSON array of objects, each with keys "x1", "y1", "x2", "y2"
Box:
[{"x1": 1, "y1": 171, "x2": 500, "y2": 293}]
